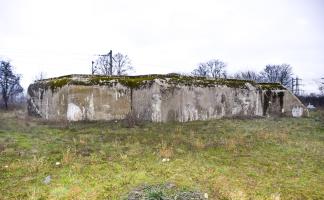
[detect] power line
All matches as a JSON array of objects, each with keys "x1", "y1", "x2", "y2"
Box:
[{"x1": 291, "y1": 77, "x2": 303, "y2": 96}]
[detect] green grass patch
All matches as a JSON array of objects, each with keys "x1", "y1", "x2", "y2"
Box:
[{"x1": 0, "y1": 110, "x2": 323, "y2": 199}]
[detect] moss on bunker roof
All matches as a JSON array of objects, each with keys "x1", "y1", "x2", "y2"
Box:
[
  {"x1": 33, "y1": 74, "x2": 286, "y2": 90},
  {"x1": 259, "y1": 83, "x2": 286, "y2": 90}
]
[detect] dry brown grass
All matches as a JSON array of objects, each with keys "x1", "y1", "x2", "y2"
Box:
[
  {"x1": 26, "y1": 156, "x2": 46, "y2": 173},
  {"x1": 62, "y1": 147, "x2": 76, "y2": 165},
  {"x1": 158, "y1": 140, "x2": 174, "y2": 158}
]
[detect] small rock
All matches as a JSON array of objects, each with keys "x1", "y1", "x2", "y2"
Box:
[
  {"x1": 271, "y1": 193, "x2": 281, "y2": 200},
  {"x1": 165, "y1": 182, "x2": 176, "y2": 189},
  {"x1": 55, "y1": 161, "x2": 61, "y2": 166},
  {"x1": 162, "y1": 158, "x2": 170, "y2": 162},
  {"x1": 4, "y1": 165, "x2": 8, "y2": 168},
  {"x1": 31, "y1": 149, "x2": 38, "y2": 154},
  {"x1": 43, "y1": 175, "x2": 51, "y2": 184}
]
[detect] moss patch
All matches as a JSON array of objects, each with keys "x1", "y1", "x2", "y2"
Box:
[
  {"x1": 32, "y1": 74, "x2": 256, "y2": 89},
  {"x1": 32, "y1": 77, "x2": 72, "y2": 91},
  {"x1": 31, "y1": 74, "x2": 287, "y2": 90},
  {"x1": 48, "y1": 78, "x2": 71, "y2": 91},
  {"x1": 259, "y1": 83, "x2": 286, "y2": 90},
  {"x1": 168, "y1": 76, "x2": 256, "y2": 88}
]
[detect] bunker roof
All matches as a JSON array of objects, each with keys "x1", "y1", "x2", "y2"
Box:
[{"x1": 32, "y1": 74, "x2": 287, "y2": 91}]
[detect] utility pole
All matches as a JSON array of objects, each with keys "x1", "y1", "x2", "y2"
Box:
[
  {"x1": 295, "y1": 77, "x2": 302, "y2": 96},
  {"x1": 101, "y1": 50, "x2": 113, "y2": 75},
  {"x1": 91, "y1": 61, "x2": 95, "y2": 75},
  {"x1": 109, "y1": 50, "x2": 113, "y2": 76},
  {"x1": 296, "y1": 77, "x2": 299, "y2": 95},
  {"x1": 291, "y1": 77, "x2": 302, "y2": 96},
  {"x1": 92, "y1": 50, "x2": 113, "y2": 75},
  {"x1": 291, "y1": 78, "x2": 295, "y2": 94}
]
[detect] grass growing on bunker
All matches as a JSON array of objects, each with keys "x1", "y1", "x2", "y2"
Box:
[
  {"x1": 31, "y1": 74, "x2": 265, "y2": 91},
  {"x1": 0, "y1": 109, "x2": 323, "y2": 199}
]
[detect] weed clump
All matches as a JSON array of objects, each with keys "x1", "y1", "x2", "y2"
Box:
[{"x1": 125, "y1": 184, "x2": 207, "y2": 200}]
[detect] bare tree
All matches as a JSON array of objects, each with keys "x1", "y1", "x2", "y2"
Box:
[
  {"x1": 191, "y1": 63, "x2": 209, "y2": 77},
  {"x1": 234, "y1": 70, "x2": 262, "y2": 82},
  {"x1": 113, "y1": 53, "x2": 133, "y2": 75},
  {"x1": 260, "y1": 64, "x2": 293, "y2": 87},
  {"x1": 93, "y1": 52, "x2": 133, "y2": 76},
  {"x1": 0, "y1": 61, "x2": 23, "y2": 109},
  {"x1": 192, "y1": 59, "x2": 227, "y2": 78},
  {"x1": 206, "y1": 59, "x2": 227, "y2": 79},
  {"x1": 93, "y1": 54, "x2": 111, "y2": 75}
]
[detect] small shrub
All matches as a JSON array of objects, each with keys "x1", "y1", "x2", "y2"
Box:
[
  {"x1": 125, "y1": 184, "x2": 207, "y2": 200},
  {"x1": 148, "y1": 190, "x2": 164, "y2": 200}
]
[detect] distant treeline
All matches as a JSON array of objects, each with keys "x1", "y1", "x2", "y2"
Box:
[{"x1": 297, "y1": 95, "x2": 324, "y2": 108}]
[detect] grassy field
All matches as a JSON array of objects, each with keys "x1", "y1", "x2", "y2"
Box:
[{"x1": 0, "y1": 110, "x2": 323, "y2": 200}]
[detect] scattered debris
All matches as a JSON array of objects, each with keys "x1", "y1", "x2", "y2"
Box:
[
  {"x1": 271, "y1": 193, "x2": 281, "y2": 200},
  {"x1": 4, "y1": 165, "x2": 9, "y2": 168},
  {"x1": 175, "y1": 191, "x2": 207, "y2": 200},
  {"x1": 162, "y1": 158, "x2": 170, "y2": 162},
  {"x1": 55, "y1": 161, "x2": 61, "y2": 166},
  {"x1": 43, "y1": 175, "x2": 51, "y2": 184}
]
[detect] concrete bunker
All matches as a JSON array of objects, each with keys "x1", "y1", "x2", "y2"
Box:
[{"x1": 27, "y1": 74, "x2": 308, "y2": 122}]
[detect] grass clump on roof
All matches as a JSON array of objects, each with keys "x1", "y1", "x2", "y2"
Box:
[
  {"x1": 31, "y1": 76, "x2": 73, "y2": 91},
  {"x1": 168, "y1": 76, "x2": 256, "y2": 88},
  {"x1": 259, "y1": 83, "x2": 286, "y2": 90},
  {"x1": 88, "y1": 76, "x2": 156, "y2": 89}
]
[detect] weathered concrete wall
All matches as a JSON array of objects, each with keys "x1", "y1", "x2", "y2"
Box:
[
  {"x1": 27, "y1": 74, "x2": 308, "y2": 122},
  {"x1": 261, "y1": 90, "x2": 309, "y2": 118},
  {"x1": 132, "y1": 81, "x2": 263, "y2": 122},
  {"x1": 28, "y1": 83, "x2": 131, "y2": 121}
]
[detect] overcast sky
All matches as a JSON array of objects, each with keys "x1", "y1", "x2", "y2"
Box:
[{"x1": 0, "y1": 0, "x2": 323, "y2": 94}]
